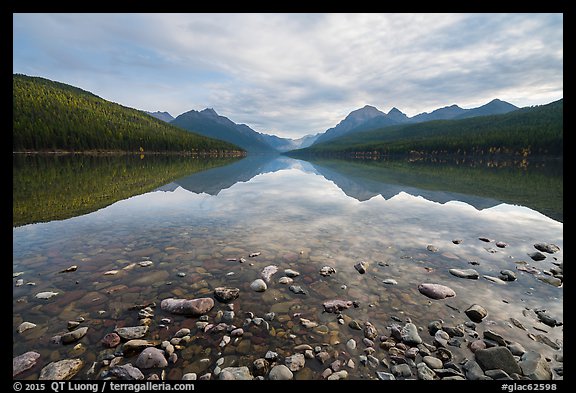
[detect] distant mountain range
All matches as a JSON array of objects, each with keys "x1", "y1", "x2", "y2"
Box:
[
  {"x1": 150, "y1": 98, "x2": 520, "y2": 154},
  {"x1": 313, "y1": 99, "x2": 519, "y2": 145},
  {"x1": 291, "y1": 99, "x2": 562, "y2": 157},
  {"x1": 168, "y1": 107, "x2": 319, "y2": 153}
]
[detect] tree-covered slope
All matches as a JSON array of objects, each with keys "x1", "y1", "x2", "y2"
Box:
[
  {"x1": 13, "y1": 74, "x2": 243, "y2": 153},
  {"x1": 292, "y1": 99, "x2": 562, "y2": 157}
]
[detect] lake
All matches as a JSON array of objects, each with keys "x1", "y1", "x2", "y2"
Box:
[{"x1": 13, "y1": 153, "x2": 563, "y2": 380}]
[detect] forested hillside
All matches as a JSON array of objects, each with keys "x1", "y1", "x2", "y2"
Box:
[
  {"x1": 292, "y1": 99, "x2": 562, "y2": 157},
  {"x1": 13, "y1": 74, "x2": 243, "y2": 153}
]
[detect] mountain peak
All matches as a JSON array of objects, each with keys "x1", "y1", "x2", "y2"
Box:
[
  {"x1": 345, "y1": 105, "x2": 385, "y2": 122},
  {"x1": 145, "y1": 111, "x2": 175, "y2": 123},
  {"x1": 353, "y1": 105, "x2": 383, "y2": 115},
  {"x1": 386, "y1": 107, "x2": 410, "y2": 123},
  {"x1": 171, "y1": 107, "x2": 276, "y2": 153},
  {"x1": 201, "y1": 108, "x2": 219, "y2": 116}
]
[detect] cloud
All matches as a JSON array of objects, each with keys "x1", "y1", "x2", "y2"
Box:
[{"x1": 13, "y1": 13, "x2": 563, "y2": 138}]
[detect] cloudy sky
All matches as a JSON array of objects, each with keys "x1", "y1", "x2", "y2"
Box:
[{"x1": 13, "y1": 13, "x2": 563, "y2": 139}]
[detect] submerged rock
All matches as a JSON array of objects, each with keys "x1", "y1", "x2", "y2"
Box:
[
  {"x1": 483, "y1": 275, "x2": 507, "y2": 285},
  {"x1": 160, "y1": 298, "x2": 214, "y2": 315},
  {"x1": 115, "y1": 326, "x2": 149, "y2": 340},
  {"x1": 17, "y1": 322, "x2": 37, "y2": 334},
  {"x1": 465, "y1": 304, "x2": 488, "y2": 323},
  {"x1": 102, "y1": 333, "x2": 121, "y2": 348},
  {"x1": 519, "y1": 351, "x2": 552, "y2": 380},
  {"x1": 354, "y1": 261, "x2": 367, "y2": 274},
  {"x1": 39, "y1": 359, "x2": 84, "y2": 380},
  {"x1": 422, "y1": 356, "x2": 443, "y2": 370},
  {"x1": 535, "y1": 310, "x2": 563, "y2": 327},
  {"x1": 417, "y1": 363, "x2": 437, "y2": 380},
  {"x1": 61, "y1": 327, "x2": 88, "y2": 344},
  {"x1": 418, "y1": 283, "x2": 456, "y2": 300},
  {"x1": 285, "y1": 353, "x2": 305, "y2": 372},
  {"x1": 123, "y1": 339, "x2": 157, "y2": 352},
  {"x1": 135, "y1": 347, "x2": 168, "y2": 369},
  {"x1": 322, "y1": 300, "x2": 353, "y2": 313},
  {"x1": 376, "y1": 371, "x2": 396, "y2": 380},
  {"x1": 268, "y1": 364, "x2": 293, "y2": 380},
  {"x1": 364, "y1": 321, "x2": 378, "y2": 340},
  {"x1": 108, "y1": 363, "x2": 145, "y2": 380},
  {"x1": 284, "y1": 269, "x2": 300, "y2": 278},
  {"x1": 289, "y1": 285, "x2": 307, "y2": 295},
  {"x1": 536, "y1": 274, "x2": 562, "y2": 287},
  {"x1": 35, "y1": 291, "x2": 59, "y2": 299},
  {"x1": 401, "y1": 322, "x2": 422, "y2": 345},
  {"x1": 528, "y1": 252, "x2": 547, "y2": 261},
  {"x1": 219, "y1": 366, "x2": 253, "y2": 380},
  {"x1": 250, "y1": 279, "x2": 267, "y2": 292},
  {"x1": 534, "y1": 243, "x2": 560, "y2": 254},
  {"x1": 449, "y1": 268, "x2": 479, "y2": 279},
  {"x1": 475, "y1": 347, "x2": 521, "y2": 375},
  {"x1": 60, "y1": 265, "x2": 78, "y2": 273},
  {"x1": 261, "y1": 265, "x2": 278, "y2": 283},
  {"x1": 13, "y1": 351, "x2": 41, "y2": 377},
  {"x1": 499, "y1": 270, "x2": 517, "y2": 281},
  {"x1": 214, "y1": 287, "x2": 240, "y2": 303},
  {"x1": 319, "y1": 266, "x2": 336, "y2": 276}
]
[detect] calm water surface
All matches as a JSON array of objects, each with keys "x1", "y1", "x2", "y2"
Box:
[{"x1": 13, "y1": 154, "x2": 563, "y2": 380}]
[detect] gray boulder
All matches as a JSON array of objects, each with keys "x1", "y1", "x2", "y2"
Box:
[
  {"x1": 519, "y1": 351, "x2": 552, "y2": 380},
  {"x1": 475, "y1": 347, "x2": 521, "y2": 375}
]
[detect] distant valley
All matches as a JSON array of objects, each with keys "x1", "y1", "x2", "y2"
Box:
[{"x1": 147, "y1": 107, "x2": 320, "y2": 153}]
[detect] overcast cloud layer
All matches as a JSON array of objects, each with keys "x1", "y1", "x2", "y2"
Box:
[{"x1": 13, "y1": 13, "x2": 563, "y2": 139}]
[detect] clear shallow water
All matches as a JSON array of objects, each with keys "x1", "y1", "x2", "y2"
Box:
[{"x1": 13, "y1": 155, "x2": 563, "y2": 380}]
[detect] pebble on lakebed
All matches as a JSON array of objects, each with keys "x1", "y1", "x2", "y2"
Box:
[{"x1": 417, "y1": 283, "x2": 456, "y2": 299}]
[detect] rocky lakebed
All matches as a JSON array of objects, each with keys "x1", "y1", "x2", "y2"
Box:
[{"x1": 13, "y1": 235, "x2": 563, "y2": 381}]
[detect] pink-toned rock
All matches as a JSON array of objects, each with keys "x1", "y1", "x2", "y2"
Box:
[
  {"x1": 322, "y1": 300, "x2": 353, "y2": 313},
  {"x1": 469, "y1": 339, "x2": 487, "y2": 353},
  {"x1": 13, "y1": 351, "x2": 40, "y2": 377},
  {"x1": 417, "y1": 283, "x2": 456, "y2": 300},
  {"x1": 102, "y1": 332, "x2": 121, "y2": 348},
  {"x1": 160, "y1": 298, "x2": 214, "y2": 316},
  {"x1": 135, "y1": 347, "x2": 168, "y2": 369}
]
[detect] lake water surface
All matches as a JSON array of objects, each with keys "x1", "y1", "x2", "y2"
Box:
[{"x1": 13, "y1": 154, "x2": 563, "y2": 380}]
